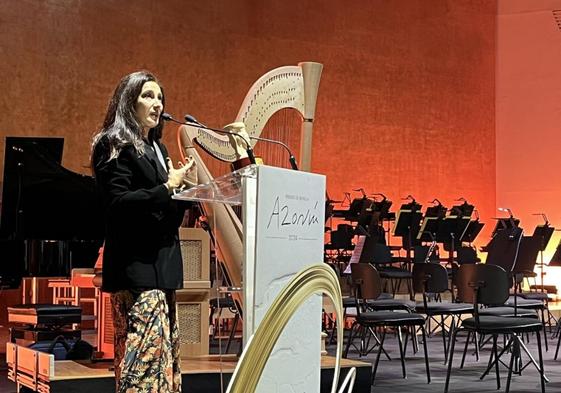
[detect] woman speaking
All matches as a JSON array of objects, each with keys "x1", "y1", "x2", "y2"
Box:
[{"x1": 91, "y1": 71, "x2": 196, "y2": 392}]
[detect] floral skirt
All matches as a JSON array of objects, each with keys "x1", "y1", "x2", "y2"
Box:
[{"x1": 111, "y1": 289, "x2": 181, "y2": 393}]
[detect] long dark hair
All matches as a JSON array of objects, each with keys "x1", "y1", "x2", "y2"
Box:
[{"x1": 91, "y1": 71, "x2": 165, "y2": 161}]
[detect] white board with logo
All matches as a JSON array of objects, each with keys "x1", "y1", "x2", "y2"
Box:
[{"x1": 244, "y1": 165, "x2": 325, "y2": 393}]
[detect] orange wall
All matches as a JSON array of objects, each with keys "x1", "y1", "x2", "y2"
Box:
[
  {"x1": 0, "y1": 0, "x2": 497, "y2": 247},
  {"x1": 497, "y1": 1, "x2": 561, "y2": 288}
]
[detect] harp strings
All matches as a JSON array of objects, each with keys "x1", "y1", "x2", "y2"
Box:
[
  {"x1": 195, "y1": 108, "x2": 302, "y2": 176},
  {"x1": 255, "y1": 109, "x2": 301, "y2": 169}
]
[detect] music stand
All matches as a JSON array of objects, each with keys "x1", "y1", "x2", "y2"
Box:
[
  {"x1": 417, "y1": 216, "x2": 441, "y2": 242},
  {"x1": 437, "y1": 215, "x2": 471, "y2": 265},
  {"x1": 425, "y1": 204, "x2": 447, "y2": 219},
  {"x1": 450, "y1": 201, "x2": 474, "y2": 218},
  {"x1": 355, "y1": 198, "x2": 376, "y2": 235},
  {"x1": 490, "y1": 217, "x2": 520, "y2": 237},
  {"x1": 461, "y1": 219, "x2": 484, "y2": 244},
  {"x1": 531, "y1": 224, "x2": 555, "y2": 292},
  {"x1": 344, "y1": 197, "x2": 369, "y2": 222},
  {"x1": 533, "y1": 225, "x2": 554, "y2": 252},
  {"x1": 371, "y1": 197, "x2": 393, "y2": 219},
  {"x1": 393, "y1": 202, "x2": 423, "y2": 260},
  {"x1": 371, "y1": 195, "x2": 395, "y2": 244}
]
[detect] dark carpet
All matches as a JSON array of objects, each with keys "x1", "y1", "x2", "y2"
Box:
[{"x1": 329, "y1": 328, "x2": 561, "y2": 393}]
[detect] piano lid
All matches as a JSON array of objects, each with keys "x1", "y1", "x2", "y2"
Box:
[{"x1": 0, "y1": 136, "x2": 104, "y2": 241}]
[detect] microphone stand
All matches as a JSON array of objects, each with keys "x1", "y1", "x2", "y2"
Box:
[
  {"x1": 162, "y1": 113, "x2": 256, "y2": 165},
  {"x1": 248, "y1": 135, "x2": 298, "y2": 170},
  {"x1": 184, "y1": 114, "x2": 298, "y2": 171}
]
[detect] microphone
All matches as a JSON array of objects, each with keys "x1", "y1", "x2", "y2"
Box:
[
  {"x1": 498, "y1": 207, "x2": 514, "y2": 219},
  {"x1": 248, "y1": 135, "x2": 298, "y2": 170},
  {"x1": 184, "y1": 114, "x2": 298, "y2": 170},
  {"x1": 185, "y1": 114, "x2": 204, "y2": 127},
  {"x1": 160, "y1": 112, "x2": 179, "y2": 124},
  {"x1": 162, "y1": 113, "x2": 256, "y2": 165}
]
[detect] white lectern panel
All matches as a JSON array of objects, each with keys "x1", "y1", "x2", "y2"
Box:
[{"x1": 247, "y1": 165, "x2": 325, "y2": 393}]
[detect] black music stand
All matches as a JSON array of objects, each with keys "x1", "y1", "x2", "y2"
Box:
[
  {"x1": 461, "y1": 219, "x2": 484, "y2": 244},
  {"x1": 437, "y1": 215, "x2": 471, "y2": 265},
  {"x1": 485, "y1": 226, "x2": 523, "y2": 274},
  {"x1": 371, "y1": 196, "x2": 393, "y2": 219},
  {"x1": 417, "y1": 216, "x2": 440, "y2": 242},
  {"x1": 343, "y1": 197, "x2": 369, "y2": 222},
  {"x1": 481, "y1": 216, "x2": 520, "y2": 253},
  {"x1": 490, "y1": 217, "x2": 520, "y2": 237},
  {"x1": 371, "y1": 195, "x2": 395, "y2": 244},
  {"x1": 450, "y1": 201, "x2": 474, "y2": 218},
  {"x1": 533, "y1": 224, "x2": 555, "y2": 292},
  {"x1": 355, "y1": 198, "x2": 375, "y2": 235},
  {"x1": 425, "y1": 204, "x2": 447, "y2": 219},
  {"x1": 393, "y1": 202, "x2": 423, "y2": 260},
  {"x1": 533, "y1": 225, "x2": 554, "y2": 252}
]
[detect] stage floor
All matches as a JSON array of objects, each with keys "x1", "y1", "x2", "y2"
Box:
[
  {"x1": 44, "y1": 355, "x2": 371, "y2": 393},
  {"x1": 44, "y1": 355, "x2": 372, "y2": 393}
]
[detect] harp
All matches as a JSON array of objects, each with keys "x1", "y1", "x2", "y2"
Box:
[{"x1": 177, "y1": 62, "x2": 323, "y2": 314}]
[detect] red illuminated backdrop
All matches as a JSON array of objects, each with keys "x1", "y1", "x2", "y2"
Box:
[
  {"x1": 6, "y1": 0, "x2": 545, "y2": 326},
  {"x1": 0, "y1": 0, "x2": 497, "y2": 239}
]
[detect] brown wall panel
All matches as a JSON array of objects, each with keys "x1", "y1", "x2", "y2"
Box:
[{"x1": 0, "y1": 1, "x2": 495, "y2": 243}]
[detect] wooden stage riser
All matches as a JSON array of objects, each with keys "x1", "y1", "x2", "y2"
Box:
[{"x1": 45, "y1": 367, "x2": 371, "y2": 393}]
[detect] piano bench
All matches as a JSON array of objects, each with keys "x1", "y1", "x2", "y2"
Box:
[
  {"x1": 8, "y1": 304, "x2": 81, "y2": 326},
  {"x1": 7, "y1": 304, "x2": 82, "y2": 344}
]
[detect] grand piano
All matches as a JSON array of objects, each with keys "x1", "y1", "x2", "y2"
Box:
[{"x1": 0, "y1": 136, "x2": 104, "y2": 288}]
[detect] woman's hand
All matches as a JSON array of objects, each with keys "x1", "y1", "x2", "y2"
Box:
[
  {"x1": 180, "y1": 156, "x2": 198, "y2": 188},
  {"x1": 165, "y1": 156, "x2": 197, "y2": 192}
]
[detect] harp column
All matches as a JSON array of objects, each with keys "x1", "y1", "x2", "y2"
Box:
[{"x1": 299, "y1": 62, "x2": 323, "y2": 172}]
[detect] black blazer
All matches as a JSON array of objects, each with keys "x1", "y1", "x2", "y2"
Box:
[{"x1": 92, "y1": 136, "x2": 186, "y2": 292}]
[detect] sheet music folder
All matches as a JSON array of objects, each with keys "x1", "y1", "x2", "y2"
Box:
[{"x1": 344, "y1": 235, "x2": 367, "y2": 274}]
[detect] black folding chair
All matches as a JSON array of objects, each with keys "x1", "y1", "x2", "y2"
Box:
[
  {"x1": 362, "y1": 240, "x2": 414, "y2": 299},
  {"x1": 412, "y1": 262, "x2": 473, "y2": 364},
  {"x1": 445, "y1": 264, "x2": 546, "y2": 393},
  {"x1": 345, "y1": 263, "x2": 430, "y2": 384},
  {"x1": 486, "y1": 229, "x2": 549, "y2": 350}
]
